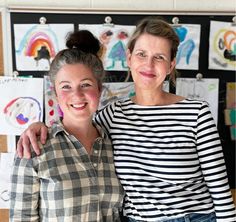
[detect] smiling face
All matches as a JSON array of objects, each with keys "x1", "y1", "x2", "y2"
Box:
[
  {"x1": 127, "y1": 33, "x2": 176, "y2": 92},
  {"x1": 54, "y1": 63, "x2": 101, "y2": 125}
]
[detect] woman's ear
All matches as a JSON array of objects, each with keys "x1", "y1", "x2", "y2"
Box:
[
  {"x1": 126, "y1": 49, "x2": 131, "y2": 68},
  {"x1": 98, "y1": 84, "x2": 103, "y2": 99},
  {"x1": 168, "y1": 58, "x2": 176, "y2": 75}
]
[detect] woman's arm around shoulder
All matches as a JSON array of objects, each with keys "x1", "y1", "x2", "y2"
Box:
[{"x1": 17, "y1": 122, "x2": 48, "y2": 159}]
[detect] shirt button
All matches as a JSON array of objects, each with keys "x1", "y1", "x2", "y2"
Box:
[
  {"x1": 94, "y1": 150, "x2": 98, "y2": 154},
  {"x1": 93, "y1": 163, "x2": 97, "y2": 167}
]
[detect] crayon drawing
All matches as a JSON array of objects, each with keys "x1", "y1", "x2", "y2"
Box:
[
  {"x1": 209, "y1": 21, "x2": 236, "y2": 71},
  {"x1": 99, "y1": 81, "x2": 169, "y2": 109},
  {"x1": 14, "y1": 24, "x2": 74, "y2": 71},
  {"x1": 79, "y1": 24, "x2": 136, "y2": 71},
  {"x1": 0, "y1": 77, "x2": 43, "y2": 135},
  {"x1": 176, "y1": 78, "x2": 219, "y2": 125},
  {"x1": 99, "y1": 82, "x2": 135, "y2": 109},
  {"x1": 4, "y1": 97, "x2": 42, "y2": 127},
  {"x1": 174, "y1": 24, "x2": 201, "y2": 70}
]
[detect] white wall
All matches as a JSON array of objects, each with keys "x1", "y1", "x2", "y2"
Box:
[{"x1": 0, "y1": 0, "x2": 235, "y2": 12}]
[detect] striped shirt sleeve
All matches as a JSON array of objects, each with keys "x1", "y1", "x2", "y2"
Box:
[
  {"x1": 96, "y1": 102, "x2": 116, "y2": 135},
  {"x1": 196, "y1": 101, "x2": 236, "y2": 221}
]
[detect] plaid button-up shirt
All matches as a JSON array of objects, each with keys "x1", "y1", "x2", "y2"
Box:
[{"x1": 10, "y1": 122, "x2": 124, "y2": 222}]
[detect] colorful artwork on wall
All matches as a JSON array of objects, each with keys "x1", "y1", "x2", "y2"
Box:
[
  {"x1": 79, "y1": 24, "x2": 136, "y2": 71},
  {"x1": 0, "y1": 77, "x2": 43, "y2": 135},
  {"x1": 174, "y1": 24, "x2": 201, "y2": 70},
  {"x1": 14, "y1": 24, "x2": 74, "y2": 71},
  {"x1": 209, "y1": 21, "x2": 236, "y2": 71}
]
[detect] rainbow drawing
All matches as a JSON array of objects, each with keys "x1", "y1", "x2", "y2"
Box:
[
  {"x1": 16, "y1": 25, "x2": 58, "y2": 58},
  {"x1": 14, "y1": 24, "x2": 74, "y2": 71},
  {"x1": 25, "y1": 32, "x2": 56, "y2": 58}
]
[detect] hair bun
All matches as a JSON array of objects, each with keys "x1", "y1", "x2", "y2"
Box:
[{"x1": 66, "y1": 30, "x2": 100, "y2": 55}]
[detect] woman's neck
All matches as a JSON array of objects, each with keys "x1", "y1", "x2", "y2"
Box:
[
  {"x1": 62, "y1": 119, "x2": 99, "y2": 154},
  {"x1": 133, "y1": 89, "x2": 185, "y2": 106},
  {"x1": 133, "y1": 89, "x2": 167, "y2": 106}
]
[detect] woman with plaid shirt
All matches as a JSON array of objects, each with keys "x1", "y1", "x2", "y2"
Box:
[{"x1": 10, "y1": 31, "x2": 124, "y2": 222}]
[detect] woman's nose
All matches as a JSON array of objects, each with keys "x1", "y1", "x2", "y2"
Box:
[
  {"x1": 146, "y1": 57, "x2": 154, "y2": 67},
  {"x1": 73, "y1": 88, "x2": 84, "y2": 97}
]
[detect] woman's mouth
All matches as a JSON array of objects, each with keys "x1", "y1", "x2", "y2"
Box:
[
  {"x1": 140, "y1": 71, "x2": 156, "y2": 78},
  {"x1": 71, "y1": 103, "x2": 87, "y2": 110}
]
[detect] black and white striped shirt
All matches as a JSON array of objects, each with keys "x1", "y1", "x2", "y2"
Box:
[{"x1": 95, "y1": 98, "x2": 236, "y2": 221}]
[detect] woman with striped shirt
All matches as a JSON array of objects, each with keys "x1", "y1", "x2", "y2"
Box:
[{"x1": 17, "y1": 17, "x2": 235, "y2": 221}]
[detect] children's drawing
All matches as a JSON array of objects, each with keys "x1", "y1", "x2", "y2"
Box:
[
  {"x1": 174, "y1": 24, "x2": 201, "y2": 70},
  {"x1": 99, "y1": 81, "x2": 169, "y2": 109},
  {"x1": 106, "y1": 30, "x2": 129, "y2": 70},
  {"x1": 4, "y1": 97, "x2": 42, "y2": 128},
  {"x1": 44, "y1": 76, "x2": 63, "y2": 127},
  {"x1": 0, "y1": 77, "x2": 43, "y2": 135},
  {"x1": 14, "y1": 24, "x2": 74, "y2": 71},
  {"x1": 99, "y1": 82, "x2": 135, "y2": 109},
  {"x1": 176, "y1": 78, "x2": 219, "y2": 125},
  {"x1": 79, "y1": 24, "x2": 136, "y2": 71},
  {"x1": 209, "y1": 21, "x2": 236, "y2": 71},
  {"x1": 175, "y1": 27, "x2": 195, "y2": 64},
  {"x1": 99, "y1": 30, "x2": 113, "y2": 61}
]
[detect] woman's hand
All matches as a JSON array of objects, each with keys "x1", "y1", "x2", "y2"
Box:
[{"x1": 17, "y1": 122, "x2": 48, "y2": 159}]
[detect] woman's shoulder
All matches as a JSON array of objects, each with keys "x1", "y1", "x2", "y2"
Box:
[
  {"x1": 168, "y1": 93, "x2": 207, "y2": 106},
  {"x1": 98, "y1": 97, "x2": 132, "y2": 112},
  {"x1": 39, "y1": 123, "x2": 65, "y2": 151}
]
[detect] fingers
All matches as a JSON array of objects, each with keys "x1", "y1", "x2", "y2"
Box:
[
  {"x1": 40, "y1": 125, "x2": 48, "y2": 145},
  {"x1": 27, "y1": 129, "x2": 41, "y2": 156},
  {"x1": 22, "y1": 135, "x2": 32, "y2": 159},
  {"x1": 16, "y1": 131, "x2": 32, "y2": 159},
  {"x1": 16, "y1": 137, "x2": 24, "y2": 158},
  {"x1": 16, "y1": 122, "x2": 48, "y2": 158}
]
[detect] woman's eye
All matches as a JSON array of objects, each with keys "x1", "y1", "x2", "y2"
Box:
[
  {"x1": 61, "y1": 85, "x2": 71, "y2": 90},
  {"x1": 154, "y1": 55, "x2": 166, "y2": 62},
  {"x1": 81, "y1": 83, "x2": 91, "y2": 88},
  {"x1": 137, "y1": 52, "x2": 146, "y2": 58}
]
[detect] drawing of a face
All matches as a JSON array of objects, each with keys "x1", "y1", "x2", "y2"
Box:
[
  {"x1": 4, "y1": 97, "x2": 42, "y2": 129},
  {"x1": 117, "y1": 30, "x2": 128, "y2": 40},
  {"x1": 100, "y1": 30, "x2": 113, "y2": 45}
]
